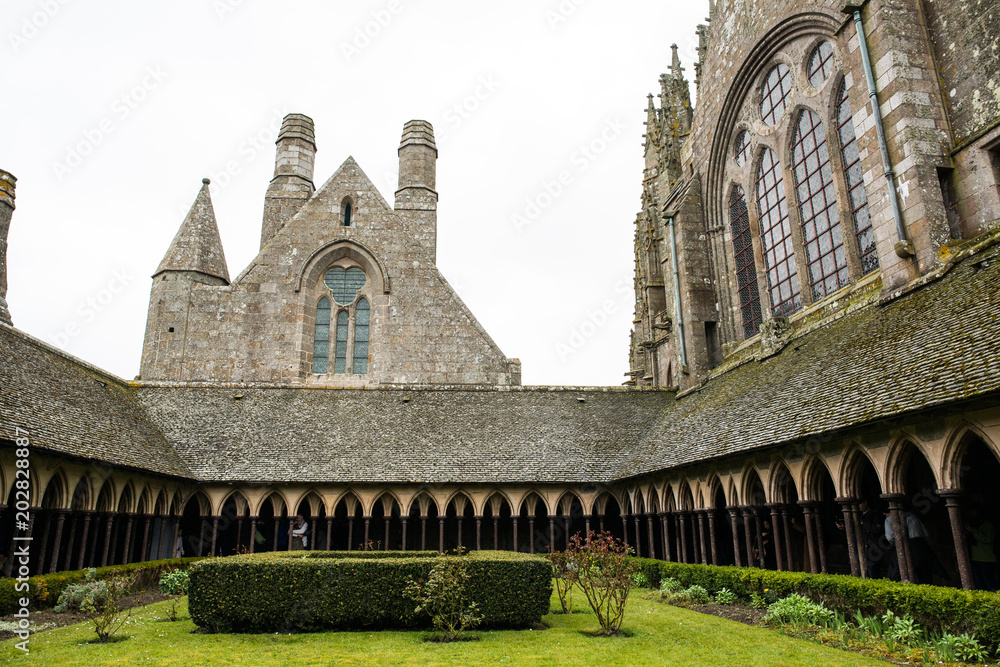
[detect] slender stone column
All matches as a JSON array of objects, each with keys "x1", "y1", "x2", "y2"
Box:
[
  {"x1": 400, "y1": 517, "x2": 408, "y2": 552},
  {"x1": 102, "y1": 513, "x2": 117, "y2": 566},
  {"x1": 512, "y1": 517, "x2": 519, "y2": 552},
  {"x1": 249, "y1": 517, "x2": 258, "y2": 554},
  {"x1": 564, "y1": 515, "x2": 571, "y2": 551},
  {"x1": 493, "y1": 516, "x2": 499, "y2": 549},
  {"x1": 836, "y1": 498, "x2": 861, "y2": 577},
  {"x1": 529, "y1": 517, "x2": 536, "y2": 554},
  {"x1": 767, "y1": 504, "x2": 785, "y2": 571},
  {"x1": 210, "y1": 516, "x2": 219, "y2": 556},
  {"x1": 799, "y1": 503, "x2": 820, "y2": 574},
  {"x1": 420, "y1": 516, "x2": 426, "y2": 551},
  {"x1": 727, "y1": 508, "x2": 742, "y2": 567},
  {"x1": 36, "y1": 511, "x2": 52, "y2": 574},
  {"x1": 139, "y1": 515, "x2": 152, "y2": 562},
  {"x1": 621, "y1": 515, "x2": 629, "y2": 548},
  {"x1": 707, "y1": 510, "x2": 719, "y2": 566},
  {"x1": 273, "y1": 518, "x2": 280, "y2": 551},
  {"x1": 753, "y1": 508, "x2": 766, "y2": 568},
  {"x1": 123, "y1": 514, "x2": 137, "y2": 564},
  {"x1": 647, "y1": 514, "x2": 656, "y2": 559},
  {"x1": 937, "y1": 489, "x2": 973, "y2": 589},
  {"x1": 741, "y1": 508, "x2": 755, "y2": 568},
  {"x1": 475, "y1": 516, "x2": 482, "y2": 551},
  {"x1": 77, "y1": 511, "x2": 93, "y2": 569},
  {"x1": 814, "y1": 507, "x2": 828, "y2": 574},
  {"x1": 5, "y1": 513, "x2": 34, "y2": 577},
  {"x1": 780, "y1": 506, "x2": 795, "y2": 570},
  {"x1": 383, "y1": 516, "x2": 390, "y2": 550},
  {"x1": 679, "y1": 512, "x2": 689, "y2": 564},
  {"x1": 585, "y1": 515, "x2": 592, "y2": 541},
  {"x1": 662, "y1": 512, "x2": 673, "y2": 562},
  {"x1": 61, "y1": 511, "x2": 79, "y2": 572},
  {"x1": 236, "y1": 518, "x2": 244, "y2": 553},
  {"x1": 363, "y1": 516, "x2": 371, "y2": 548},
  {"x1": 46, "y1": 510, "x2": 67, "y2": 574},
  {"x1": 633, "y1": 515, "x2": 643, "y2": 558},
  {"x1": 457, "y1": 517, "x2": 464, "y2": 550},
  {"x1": 883, "y1": 494, "x2": 913, "y2": 583},
  {"x1": 438, "y1": 517, "x2": 445, "y2": 553},
  {"x1": 697, "y1": 511, "x2": 708, "y2": 565}
]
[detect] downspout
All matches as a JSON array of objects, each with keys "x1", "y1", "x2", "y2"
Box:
[
  {"x1": 844, "y1": 2, "x2": 914, "y2": 259},
  {"x1": 667, "y1": 215, "x2": 688, "y2": 368}
]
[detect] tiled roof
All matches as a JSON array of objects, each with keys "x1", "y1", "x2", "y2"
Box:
[
  {"x1": 0, "y1": 326, "x2": 191, "y2": 477},
  {"x1": 617, "y1": 234, "x2": 1000, "y2": 479},
  {"x1": 132, "y1": 386, "x2": 672, "y2": 483}
]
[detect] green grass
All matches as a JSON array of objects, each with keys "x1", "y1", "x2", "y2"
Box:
[{"x1": 1, "y1": 591, "x2": 887, "y2": 666}]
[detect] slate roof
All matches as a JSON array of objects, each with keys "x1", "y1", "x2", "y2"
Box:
[
  {"x1": 0, "y1": 325, "x2": 191, "y2": 477},
  {"x1": 154, "y1": 180, "x2": 230, "y2": 282},
  {"x1": 132, "y1": 386, "x2": 672, "y2": 483},
  {"x1": 616, "y1": 234, "x2": 1000, "y2": 479}
]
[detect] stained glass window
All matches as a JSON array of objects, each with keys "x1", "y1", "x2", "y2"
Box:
[
  {"x1": 353, "y1": 298, "x2": 369, "y2": 375},
  {"x1": 324, "y1": 267, "x2": 366, "y2": 305},
  {"x1": 836, "y1": 80, "x2": 879, "y2": 274},
  {"x1": 312, "y1": 297, "x2": 330, "y2": 374},
  {"x1": 791, "y1": 109, "x2": 849, "y2": 300},
  {"x1": 730, "y1": 185, "x2": 762, "y2": 338},
  {"x1": 734, "y1": 130, "x2": 751, "y2": 167},
  {"x1": 807, "y1": 41, "x2": 834, "y2": 88},
  {"x1": 760, "y1": 64, "x2": 792, "y2": 126},
  {"x1": 334, "y1": 311, "x2": 349, "y2": 375},
  {"x1": 756, "y1": 147, "x2": 802, "y2": 317}
]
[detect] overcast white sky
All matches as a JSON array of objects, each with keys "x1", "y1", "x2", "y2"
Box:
[{"x1": 3, "y1": 0, "x2": 708, "y2": 386}]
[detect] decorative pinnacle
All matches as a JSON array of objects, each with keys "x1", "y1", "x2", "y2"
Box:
[
  {"x1": 277, "y1": 113, "x2": 316, "y2": 148},
  {"x1": 202, "y1": 177, "x2": 211, "y2": 185}
]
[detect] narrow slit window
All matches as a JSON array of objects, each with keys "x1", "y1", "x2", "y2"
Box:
[
  {"x1": 343, "y1": 201, "x2": 353, "y2": 227},
  {"x1": 334, "y1": 311, "x2": 349, "y2": 375},
  {"x1": 791, "y1": 109, "x2": 849, "y2": 300},
  {"x1": 730, "y1": 185, "x2": 762, "y2": 339},
  {"x1": 312, "y1": 297, "x2": 331, "y2": 374},
  {"x1": 836, "y1": 80, "x2": 879, "y2": 274},
  {"x1": 353, "y1": 298, "x2": 369, "y2": 375},
  {"x1": 756, "y1": 147, "x2": 802, "y2": 317}
]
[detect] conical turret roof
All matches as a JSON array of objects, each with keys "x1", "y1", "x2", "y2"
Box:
[{"x1": 155, "y1": 178, "x2": 230, "y2": 283}]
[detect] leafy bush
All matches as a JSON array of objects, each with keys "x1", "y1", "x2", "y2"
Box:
[
  {"x1": 53, "y1": 569, "x2": 108, "y2": 613},
  {"x1": 714, "y1": 587, "x2": 737, "y2": 606},
  {"x1": 764, "y1": 594, "x2": 837, "y2": 628},
  {"x1": 159, "y1": 569, "x2": 189, "y2": 596},
  {"x1": 684, "y1": 585, "x2": 711, "y2": 605},
  {"x1": 87, "y1": 573, "x2": 137, "y2": 643},
  {"x1": 631, "y1": 572, "x2": 650, "y2": 589},
  {"x1": 632, "y1": 559, "x2": 1000, "y2": 654},
  {"x1": 934, "y1": 631, "x2": 989, "y2": 664},
  {"x1": 559, "y1": 532, "x2": 639, "y2": 636},
  {"x1": 0, "y1": 557, "x2": 204, "y2": 615},
  {"x1": 546, "y1": 549, "x2": 576, "y2": 613},
  {"x1": 659, "y1": 578, "x2": 684, "y2": 596},
  {"x1": 404, "y1": 557, "x2": 482, "y2": 641},
  {"x1": 188, "y1": 550, "x2": 550, "y2": 633}
]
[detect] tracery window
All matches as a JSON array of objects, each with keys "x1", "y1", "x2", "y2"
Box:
[
  {"x1": 312, "y1": 266, "x2": 371, "y2": 375},
  {"x1": 791, "y1": 109, "x2": 849, "y2": 299},
  {"x1": 730, "y1": 185, "x2": 762, "y2": 338},
  {"x1": 836, "y1": 80, "x2": 879, "y2": 274},
  {"x1": 807, "y1": 41, "x2": 834, "y2": 87},
  {"x1": 756, "y1": 147, "x2": 801, "y2": 317},
  {"x1": 760, "y1": 64, "x2": 792, "y2": 126},
  {"x1": 734, "y1": 129, "x2": 751, "y2": 167}
]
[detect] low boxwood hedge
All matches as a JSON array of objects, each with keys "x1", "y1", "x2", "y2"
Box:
[
  {"x1": 0, "y1": 557, "x2": 204, "y2": 615},
  {"x1": 633, "y1": 558, "x2": 1000, "y2": 652},
  {"x1": 188, "y1": 550, "x2": 552, "y2": 633}
]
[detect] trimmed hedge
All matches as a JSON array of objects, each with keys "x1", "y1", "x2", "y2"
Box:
[
  {"x1": 0, "y1": 557, "x2": 205, "y2": 615},
  {"x1": 188, "y1": 550, "x2": 552, "y2": 633},
  {"x1": 633, "y1": 558, "x2": 1000, "y2": 652}
]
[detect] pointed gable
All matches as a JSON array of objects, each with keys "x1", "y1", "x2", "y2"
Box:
[{"x1": 155, "y1": 178, "x2": 230, "y2": 283}]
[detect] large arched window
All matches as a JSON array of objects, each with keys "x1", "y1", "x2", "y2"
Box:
[
  {"x1": 791, "y1": 109, "x2": 849, "y2": 300},
  {"x1": 756, "y1": 147, "x2": 801, "y2": 317},
  {"x1": 312, "y1": 265, "x2": 371, "y2": 376},
  {"x1": 836, "y1": 80, "x2": 879, "y2": 274},
  {"x1": 730, "y1": 185, "x2": 762, "y2": 338}
]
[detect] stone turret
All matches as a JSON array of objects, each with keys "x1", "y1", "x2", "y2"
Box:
[
  {"x1": 155, "y1": 178, "x2": 230, "y2": 285},
  {"x1": 0, "y1": 169, "x2": 14, "y2": 326},
  {"x1": 260, "y1": 113, "x2": 317, "y2": 249},
  {"x1": 394, "y1": 120, "x2": 438, "y2": 258}
]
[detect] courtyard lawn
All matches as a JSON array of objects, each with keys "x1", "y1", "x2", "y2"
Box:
[{"x1": 1, "y1": 591, "x2": 886, "y2": 666}]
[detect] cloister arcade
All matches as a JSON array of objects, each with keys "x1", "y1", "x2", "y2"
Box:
[{"x1": 2, "y1": 414, "x2": 999, "y2": 591}]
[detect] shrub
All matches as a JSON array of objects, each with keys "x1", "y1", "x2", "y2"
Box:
[
  {"x1": 53, "y1": 569, "x2": 108, "y2": 613},
  {"x1": 188, "y1": 550, "x2": 550, "y2": 633},
  {"x1": 545, "y1": 549, "x2": 576, "y2": 613},
  {"x1": 714, "y1": 587, "x2": 737, "y2": 606},
  {"x1": 87, "y1": 573, "x2": 137, "y2": 643},
  {"x1": 684, "y1": 584, "x2": 710, "y2": 605},
  {"x1": 404, "y1": 557, "x2": 482, "y2": 641},
  {"x1": 637, "y1": 560, "x2": 1000, "y2": 653},
  {"x1": 764, "y1": 594, "x2": 837, "y2": 628},
  {"x1": 563, "y1": 532, "x2": 638, "y2": 636},
  {"x1": 158, "y1": 569, "x2": 189, "y2": 596},
  {"x1": 659, "y1": 578, "x2": 684, "y2": 596},
  {"x1": 0, "y1": 557, "x2": 204, "y2": 615},
  {"x1": 631, "y1": 572, "x2": 650, "y2": 589}
]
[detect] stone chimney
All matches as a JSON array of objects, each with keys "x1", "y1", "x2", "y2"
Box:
[
  {"x1": 260, "y1": 113, "x2": 316, "y2": 249},
  {"x1": 0, "y1": 169, "x2": 15, "y2": 326}
]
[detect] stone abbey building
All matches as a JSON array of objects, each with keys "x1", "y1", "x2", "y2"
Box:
[{"x1": 2, "y1": 0, "x2": 1000, "y2": 590}]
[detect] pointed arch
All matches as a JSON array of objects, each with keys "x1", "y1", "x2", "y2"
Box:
[
  {"x1": 769, "y1": 459, "x2": 799, "y2": 504},
  {"x1": 941, "y1": 423, "x2": 1000, "y2": 490},
  {"x1": 70, "y1": 475, "x2": 93, "y2": 511}
]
